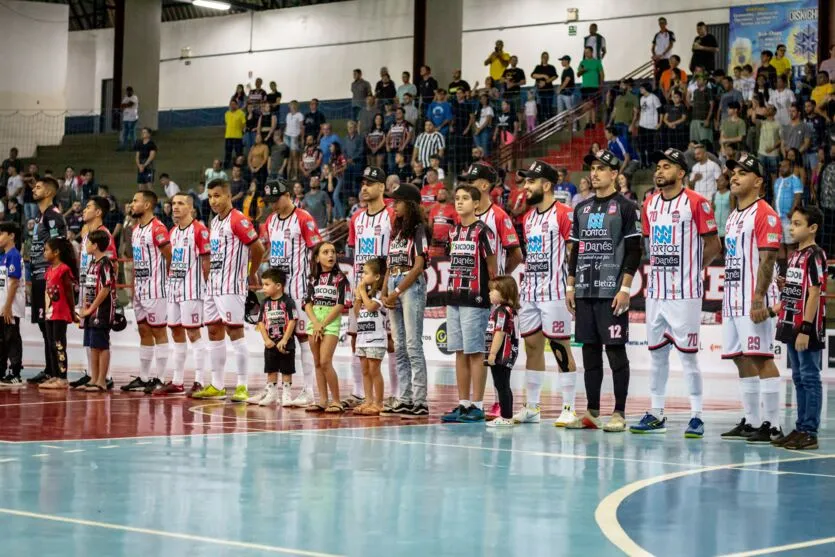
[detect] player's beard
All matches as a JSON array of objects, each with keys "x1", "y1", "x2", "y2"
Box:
[
  {"x1": 130, "y1": 209, "x2": 144, "y2": 219},
  {"x1": 655, "y1": 176, "x2": 677, "y2": 189},
  {"x1": 526, "y1": 189, "x2": 544, "y2": 206}
]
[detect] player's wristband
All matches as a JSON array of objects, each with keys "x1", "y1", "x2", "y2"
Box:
[
  {"x1": 619, "y1": 286, "x2": 631, "y2": 294},
  {"x1": 800, "y1": 321, "x2": 815, "y2": 336},
  {"x1": 566, "y1": 285, "x2": 575, "y2": 293}
]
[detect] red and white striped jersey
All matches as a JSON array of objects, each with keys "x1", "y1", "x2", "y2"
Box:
[
  {"x1": 132, "y1": 218, "x2": 170, "y2": 300},
  {"x1": 259, "y1": 208, "x2": 322, "y2": 300},
  {"x1": 169, "y1": 220, "x2": 211, "y2": 302},
  {"x1": 642, "y1": 189, "x2": 718, "y2": 300},
  {"x1": 208, "y1": 209, "x2": 259, "y2": 296},
  {"x1": 476, "y1": 203, "x2": 520, "y2": 275},
  {"x1": 79, "y1": 224, "x2": 117, "y2": 303},
  {"x1": 723, "y1": 199, "x2": 781, "y2": 317},
  {"x1": 520, "y1": 201, "x2": 572, "y2": 302},
  {"x1": 348, "y1": 205, "x2": 395, "y2": 286}
]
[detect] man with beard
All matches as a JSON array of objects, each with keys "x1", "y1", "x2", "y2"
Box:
[
  {"x1": 511, "y1": 160, "x2": 578, "y2": 426},
  {"x1": 630, "y1": 149, "x2": 721, "y2": 438}
]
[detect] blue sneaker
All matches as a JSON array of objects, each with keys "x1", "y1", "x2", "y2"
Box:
[
  {"x1": 441, "y1": 405, "x2": 468, "y2": 423},
  {"x1": 459, "y1": 406, "x2": 486, "y2": 423},
  {"x1": 685, "y1": 417, "x2": 705, "y2": 438},
  {"x1": 629, "y1": 412, "x2": 667, "y2": 434}
]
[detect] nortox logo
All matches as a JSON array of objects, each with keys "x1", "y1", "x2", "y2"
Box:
[
  {"x1": 527, "y1": 235, "x2": 543, "y2": 254},
  {"x1": 725, "y1": 237, "x2": 737, "y2": 257},
  {"x1": 588, "y1": 214, "x2": 605, "y2": 229},
  {"x1": 652, "y1": 225, "x2": 673, "y2": 244}
]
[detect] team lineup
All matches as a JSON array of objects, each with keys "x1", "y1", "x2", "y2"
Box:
[{"x1": 0, "y1": 147, "x2": 825, "y2": 448}]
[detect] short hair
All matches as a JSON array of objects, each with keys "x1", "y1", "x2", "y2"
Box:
[
  {"x1": 88, "y1": 195, "x2": 110, "y2": 215},
  {"x1": 807, "y1": 99, "x2": 817, "y2": 107},
  {"x1": 160, "y1": 173, "x2": 170, "y2": 180},
  {"x1": 138, "y1": 190, "x2": 158, "y2": 205},
  {"x1": 311, "y1": 98, "x2": 319, "y2": 103},
  {"x1": 98, "y1": 184, "x2": 109, "y2": 194},
  {"x1": 0, "y1": 221, "x2": 20, "y2": 240},
  {"x1": 262, "y1": 268, "x2": 287, "y2": 286},
  {"x1": 792, "y1": 205, "x2": 823, "y2": 233},
  {"x1": 87, "y1": 229, "x2": 111, "y2": 252},
  {"x1": 403, "y1": 70, "x2": 411, "y2": 78},
  {"x1": 723, "y1": 75, "x2": 734, "y2": 84},
  {"x1": 727, "y1": 101, "x2": 741, "y2": 110},
  {"x1": 172, "y1": 192, "x2": 194, "y2": 205},
  {"x1": 670, "y1": 54, "x2": 681, "y2": 63},
  {"x1": 207, "y1": 179, "x2": 228, "y2": 190},
  {"x1": 777, "y1": 43, "x2": 786, "y2": 50},
  {"x1": 605, "y1": 125, "x2": 617, "y2": 135},
  {"x1": 790, "y1": 101, "x2": 802, "y2": 111},
  {"x1": 39, "y1": 176, "x2": 60, "y2": 193},
  {"x1": 743, "y1": 64, "x2": 753, "y2": 72},
  {"x1": 762, "y1": 49, "x2": 773, "y2": 58},
  {"x1": 354, "y1": 68, "x2": 362, "y2": 74},
  {"x1": 454, "y1": 184, "x2": 481, "y2": 202},
  {"x1": 658, "y1": 17, "x2": 667, "y2": 23},
  {"x1": 733, "y1": 65, "x2": 743, "y2": 72},
  {"x1": 422, "y1": 65, "x2": 431, "y2": 72},
  {"x1": 696, "y1": 21, "x2": 706, "y2": 27}
]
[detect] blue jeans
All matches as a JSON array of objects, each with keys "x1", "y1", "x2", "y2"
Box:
[
  {"x1": 243, "y1": 131, "x2": 256, "y2": 151},
  {"x1": 121, "y1": 120, "x2": 137, "y2": 150},
  {"x1": 24, "y1": 202, "x2": 38, "y2": 222},
  {"x1": 557, "y1": 94, "x2": 574, "y2": 114},
  {"x1": 787, "y1": 344, "x2": 822, "y2": 434},
  {"x1": 331, "y1": 176, "x2": 345, "y2": 220},
  {"x1": 388, "y1": 275, "x2": 427, "y2": 405},
  {"x1": 446, "y1": 305, "x2": 489, "y2": 354},
  {"x1": 474, "y1": 128, "x2": 491, "y2": 157}
]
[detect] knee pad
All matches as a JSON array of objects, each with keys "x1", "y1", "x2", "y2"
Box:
[
  {"x1": 549, "y1": 340, "x2": 570, "y2": 372},
  {"x1": 605, "y1": 345, "x2": 629, "y2": 373}
]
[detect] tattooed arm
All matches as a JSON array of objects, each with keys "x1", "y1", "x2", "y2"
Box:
[{"x1": 751, "y1": 248, "x2": 777, "y2": 324}]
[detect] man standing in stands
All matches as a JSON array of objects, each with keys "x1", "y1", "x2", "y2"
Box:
[
  {"x1": 26, "y1": 177, "x2": 67, "y2": 385},
  {"x1": 417, "y1": 65, "x2": 439, "y2": 112},
  {"x1": 135, "y1": 127, "x2": 157, "y2": 192},
  {"x1": 120, "y1": 86, "x2": 139, "y2": 151},
  {"x1": 690, "y1": 22, "x2": 719, "y2": 73},
  {"x1": 651, "y1": 17, "x2": 676, "y2": 85},
  {"x1": 350, "y1": 69, "x2": 372, "y2": 122}
]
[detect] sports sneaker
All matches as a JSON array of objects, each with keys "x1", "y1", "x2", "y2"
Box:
[
  {"x1": 772, "y1": 429, "x2": 802, "y2": 447},
  {"x1": 342, "y1": 394, "x2": 366, "y2": 410},
  {"x1": 486, "y1": 402, "x2": 501, "y2": 420},
  {"x1": 143, "y1": 378, "x2": 163, "y2": 395},
  {"x1": 186, "y1": 382, "x2": 204, "y2": 398},
  {"x1": 27, "y1": 370, "x2": 51, "y2": 385},
  {"x1": 685, "y1": 417, "x2": 705, "y2": 438},
  {"x1": 630, "y1": 412, "x2": 667, "y2": 434},
  {"x1": 152, "y1": 382, "x2": 185, "y2": 397},
  {"x1": 383, "y1": 396, "x2": 398, "y2": 409},
  {"x1": 441, "y1": 405, "x2": 468, "y2": 423},
  {"x1": 289, "y1": 389, "x2": 314, "y2": 408},
  {"x1": 192, "y1": 384, "x2": 227, "y2": 400},
  {"x1": 280, "y1": 387, "x2": 293, "y2": 407},
  {"x1": 785, "y1": 432, "x2": 818, "y2": 450},
  {"x1": 230, "y1": 385, "x2": 250, "y2": 403},
  {"x1": 486, "y1": 417, "x2": 515, "y2": 428},
  {"x1": 402, "y1": 403, "x2": 429, "y2": 418},
  {"x1": 512, "y1": 404, "x2": 541, "y2": 424},
  {"x1": 566, "y1": 411, "x2": 602, "y2": 430},
  {"x1": 106, "y1": 378, "x2": 114, "y2": 391},
  {"x1": 69, "y1": 374, "x2": 91, "y2": 390},
  {"x1": 603, "y1": 413, "x2": 627, "y2": 432},
  {"x1": 120, "y1": 377, "x2": 147, "y2": 392},
  {"x1": 247, "y1": 390, "x2": 267, "y2": 404},
  {"x1": 554, "y1": 405, "x2": 577, "y2": 427},
  {"x1": 721, "y1": 418, "x2": 756, "y2": 440},
  {"x1": 259, "y1": 384, "x2": 279, "y2": 407},
  {"x1": 746, "y1": 421, "x2": 782, "y2": 444},
  {"x1": 380, "y1": 399, "x2": 408, "y2": 416},
  {"x1": 0, "y1": 375, "x2": 24, "y2": 388},
  {"x1": 460, "y1": 406, "x2": 486, "y2": 423}
]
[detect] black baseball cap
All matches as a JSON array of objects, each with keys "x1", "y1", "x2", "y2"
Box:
[
  {"x1": 559, "y1": 55, "x2": 571, "y2": 62},
  {"x1": 361, "y1": 166, "x2": 386, "y2": 183},
  {"x1": 386, "y1": 183, "x2": 422, "y2": 204},
  {"x1": 516, "y1": 159, "x2": 559, "y2": 183},
  {"x1": 650, "y1": 148, "x2": 689, "y2": 172},
  {"x1": 583, "y1": 149, "x2": 621, "y2": 170},
  {"x1": 263, "y1": 179, "x2": 291, "y2": 201},
  {"x1": 726, "y1": 152, "x2": 765, "y2": 178},
  {"x1": 459, "y1": 162, "x2": 498, "y2": 184}
]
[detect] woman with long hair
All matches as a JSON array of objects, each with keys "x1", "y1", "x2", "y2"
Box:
[
  {"x1": 231, "y1": 84, "x2": 246, "y2": 109},
  {"x1": 365, "y1": 113, "x2": 386, "y2": 168},
  {"x1": 327, "y1": 142, "x2": 348, "y2": 220},
  {"x1": 38, "y1": 237, "x2": 79, "y2": 390},
  {"x1": 617, "y1": 173, "x2": 637, "y2": 202},
  {"x1": 572, "y1": 176, "x2": 592, "y2": 207},
  {"x1": 473, "y1": 94, "x2": 494, "y2": 157}
]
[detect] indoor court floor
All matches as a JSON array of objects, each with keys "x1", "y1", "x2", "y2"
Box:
[{"x1": 1, "y1": 366, "x2": 834, "y2": 557}]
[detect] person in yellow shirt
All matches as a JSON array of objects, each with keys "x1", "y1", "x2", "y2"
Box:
[
  {"x1": 224, "y1": 99, "x2": 247, "y2": 168},
  {"x1": 484, "y1": 40, "x2": 511, "y2": 82},
  {"x1": 811, "y1": 71, "x2": 834, "y2": 107},
  {"x1": 770, "y1": 44, "x2": 792, "y2": 82}
]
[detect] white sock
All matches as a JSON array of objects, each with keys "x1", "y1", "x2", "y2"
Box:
[
  {"x1": 680, "y1": 351, "x2": 703, "y2": 417},
  {"x1": 172, "y1": 342, "x2": 188, "y2": 385},
  {"x1": 459, "y1": 399, "x2": 471, "y2": 408},
  {"x1": 139, "y1": 345, "x2": 154, "y2": 382},
  {"x1": 232, "y1": 338, "x2": 248, "y2": 387},
  {"x1": 473, "y1": 400, "x2": 483, "y2": 410},
  {"x1": 387, "y1": 352, "x2": 399, "y2": 398},
  {"x1": 740, "y1": 376, "x2": 761, "y2": 427},
  {"x1": 209, "y1": 339, "x2": 226, "y2": 389},
  {"x1": 351, "y1": 353, "x2": 365, "y2": 398},
  {"x1": 649, "y1": 345, "x2": 671, "y2": 413},
  {"x1": 154, "y1": 343, "x2": 170, "y2": 381},
  {"x1": 525, "y1": 370, "x2": 543, "y2": 406},
  {"x1": 558, "y1": 371, "x2": 577, "y2": 409},
  {"x1": 300, "y1": 341, "x2": 315, "y2": 392},
  {"x1": 760, "y1": 377, "x2": 781, "y2": 427},
  {"x1": 191, "y1": 337, "x2": 206, "y2": 385}
]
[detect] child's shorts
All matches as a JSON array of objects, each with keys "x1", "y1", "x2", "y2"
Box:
[
  {"x1": 357, "y1": 346, "x2": 386, "y2": 360},
  {"x1": 306, "y1": 306, "x2": 342, "y2": 337},
  {"x1": 83, "y1": 327, "x2": 111, "y2": 350},
  {"x1": 264, "y1": 347, "x2": 296, "y2": 375}
]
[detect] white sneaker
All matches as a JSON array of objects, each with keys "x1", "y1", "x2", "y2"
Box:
[
  {"x1": 290, "y1": 388, "x2": 314, "y2": 408},
  {"x1": 246, "y1": 389, "x2": 267, "y2": 404},
  {"x1": 259, "y1": 384, "x2": 279, "y2": 406},
  {"x1": 554, "y1": 405, "x2": 577, "y2": 427},
  {"x1": 280, "y1": 386, "x2": 293, "y2": 407},
  {"x1": 512, "y1": 404, "x2": 541, "y2": 424},
  {"x1": 487, "y1": 417, "x2": 515, "y2": 428}
]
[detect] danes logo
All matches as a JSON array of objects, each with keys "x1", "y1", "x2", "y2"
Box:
[
  {"x1": 725, "y1": 237, "x2": 737, "y2": 257},
  {"x1": 588, "y1": 214, "x2": 605, "y2": 229},
  {"x1": 652, "y1": 225, "x2": 673, "y2": 244}
]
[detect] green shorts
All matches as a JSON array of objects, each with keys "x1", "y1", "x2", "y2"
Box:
[{"x1": 306, "y1": 305, "x2": 342, "y2": 337}]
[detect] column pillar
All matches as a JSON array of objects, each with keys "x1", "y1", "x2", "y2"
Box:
[
  {"x1": 113, "y1": 0, "x2": 161, "y2": 130},
  {"x1": 415, "y1": 0, "x2": 463, "y2": 88}
]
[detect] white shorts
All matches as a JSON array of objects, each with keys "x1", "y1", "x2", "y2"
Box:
[
  {"x1": 204, "y1": 294, "x2": 246, "y2": 327},
  {"x1": 722, "y1": 314, "x2": 776, "y2": 359},
  {"x1": 134, "y1": 297, "x2": 167, "y2": 327},
  {"x1": 167, "y1": 300, "x2": 204, "y2": 329},
  {"x1": 646, "y1": 298, "x2": 702, "y2": 352},
  {"x1": 519, "y1": 300, "x2": 572, "y2": 339},
  {"x1": 781, "y1": 218, "x2": 793, "y2": 244},
  {"x1": 347, "y1": 310, "x2": 357, "y2": 335},
  {"x1": 292, "y1": 295, "x2": 308, "y2": 340}
]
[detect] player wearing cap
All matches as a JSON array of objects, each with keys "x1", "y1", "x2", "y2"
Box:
[
  {"x1": 154, "y1": 193, "x2": 211, "y2": 397},
  {"x1": 192, "y1": 179, "x2": 265, "y2": 402},
  {"x1": 630, "y1": 149, "x2": 722, "y2": 438},
  {"x1": 346, "y1": 166, "x2": 397, "y2": 410},
  {"x1": 253, "y1": 179, "x2": 322, "y2": 407},
  {"x1": 565, "y1": 150, "x2": 642, "y2": 432},
  {"x1": 121, "y1": 190, "x2": 172, "y2": 394},
  {"x1": 511, "y1": 160, "x2": 578, "y2": 426},
  {"x1": 719, "y1": 154, "x2": 784, "y2": 443}
]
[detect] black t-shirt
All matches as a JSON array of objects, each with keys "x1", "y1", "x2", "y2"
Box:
[
  {"x1": 452, "y1": 100, "x2": 474, "y2": 135},
  {"x1": 67, "y1": 212, "x2": 83, "y2": 235},
  {"x1": 485, "y1": 304, "x2": 518, "y2": 367},
  {"x1": 559, "y1": 67, "x2": 576, "y2": 94},
  {"x1": 756, "y1": 65, "x2": 778, "y2": 89},
  {"x1": 690, "y1": 33, "x2": 718, "y2": 71},
  {"x1": 503, "y1": 68, "x2": 526, "y2": 94},
  {"x1": 259, "y1": 294, "x2": 298, "y2": 344},
  {"x1": 448, "y1": 79, "x2": 471, "y2": 95},
  {"x1": 495, "y1": 110, "x2": 517, "y2": 132},
  {"x1": 266, "y1": 91, "x2": 282, "y2": 106},
  {"x1": 303, "y1": 111, "x2": 327, "y2": 140},
  {"x1": 776, "y1": 245, "x2": 827, "y2": 349},
  {"x1": 446, "y1": 220, "x2": 495, "y2": 308},
  {"x1": 533, "y1": 64, "x2": 558, "y2": 92},
  {"x1": 395, "y1": 164, "x2": 415, "y2": 184},
  {"x1": 246, "y1": 113, "x2": 260, "y2": 132},
  {"x1": 418, "y1": 76, "x2": 439, "y2": 106},
  {"x1": 31, "y1": 205, "x2": 67, "y2": 281},
  {"x1": 375, "y1": 80, "x2": 397, "y2": 100},
  {"x1": 665, "y1": 102, "x2": 688, "y2": 124},
  {"x1": 136, "y1": 140, "x2": 157, "y2": 166},
  {"x1": 84, "y1": 256, "x2": 116, "y2": 329},
  {"x1": 305, "y1": 270, "x2": 348, "y2": 307}
]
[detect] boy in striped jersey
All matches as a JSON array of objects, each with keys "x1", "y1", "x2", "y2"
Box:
[
  {"x1": 631, "y1": 149, "x2": 721, "y2": 438},
  {"x1": 193, "y1": 179, "x2": 265, "y2": 402},
  {"x1": 511, "y1": 160, "x2": 578, "y2": 426},
  {"x1": 155, "y1": 193, "x2": 211, "y2": 397},
  {"x1": 720, "y1": 154, "x2": 784, "y2": 443}
]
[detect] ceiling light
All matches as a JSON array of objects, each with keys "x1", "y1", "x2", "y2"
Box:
[{"x1": 193, "y1": 0, "x2": 231, "y2": 10}]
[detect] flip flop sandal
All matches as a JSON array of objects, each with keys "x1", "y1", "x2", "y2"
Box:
[
  {"x1": 324, "y1": 403, "x2": 345, "y2": 414},
  {"x1": 305, "y1": 404, "x2": 327, "y2": 413}
]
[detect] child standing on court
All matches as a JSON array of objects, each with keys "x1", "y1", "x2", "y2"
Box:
[
  {"x1": 39, "y1": 237, "x2": 79, "y2": 390},
  {"x1": 771, "y1": 206, "x2": 827, "y2": 451},
  {"x1": 485, "y1": 276, "x2": 520, "y2": 428},
  {"x1": 253, "y1": 269, "x2": 297, "y2": 407},
  {"x1": 0, "y1": 222, "x2": 25, "y2": 387},
  {"x1": 79, "y1": 230, "x2": 117, "y2": 392},
  {"x1": 353, "y1": 258, "x2": 387, "y2": 416}
]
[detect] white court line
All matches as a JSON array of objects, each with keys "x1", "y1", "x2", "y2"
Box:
[
  {"x1": 63, "y1": 449, "x2": 85, "y2": 454},
  {"x1": 0, "y1": 458, "x2": 18, "y2": 463},
  {"x1": 594, "y1": 454, "x2": 835, "y2": 557},
  {"x1": 739, "y1": 468, "x2": 835, "y2": 479},
  {"x1": 0, "y1": 507, "x2": 344, "y2": 557},
  {"x1": 31, "y1": 454, "x2": 48, "y2": 458},
  {"x1": 98, "y1": 445, "x2": 119, "y2": 449},
  {"x1": 718, "y1": 536, "x2": 835, "y2": 557}
]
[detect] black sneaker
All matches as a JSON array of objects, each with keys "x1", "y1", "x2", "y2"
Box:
[
  {"x1": 143, "y1": 377, "x2": 163, "y2": 395},
  {"x1": 0, "y1": 375, "x2": 23, "y2": 388},
  {"x1": 402, "y1": 403, "x2": 429, "y2": 419},
  {"x1": 69, "y1": 374, "x2": 91, "y2": 390},
  {"x1": 390, "y1": 400, "x2": 415, "y2": 416},
  {"x1": 746, "y1": 421, "x2": 781, "y2": 444},
  {"x1": 120, "y1": 377, "x2": 148, "y2": 392},
  {"x1": 106, "y1": 378, "x2": 114, "y2": 391},
  {"x1": 720, "y1": 418, "x2": 756, "y2": 440},
  {"x1": 27, "y1": 370, "x2": 51, "y2": 385}
]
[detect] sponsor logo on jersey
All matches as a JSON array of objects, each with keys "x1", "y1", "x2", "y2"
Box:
[
  {"x1": 768, "y1": 215, "x2": 777, "y2": 227},
  {"x1": 725, "y1": 237, "x2": 737, "y2": 257},
  {"x1": 767, "y1": 233, "x2": 779, "y2": 243},
  {"x1": 608, "y1": 202, "x2": 617, "y2": 215},
  {"x1": 588, "y1": 214, "x2": 605, "y2": 229},
  {"x1": 702, "y1": 202, "x2": 711, "y2": 214},
  {"x1": 652, "y1": 225, "x2": 673, "y2": 244},
  {"x1": 672, "y1": 211, "x2": 681, "y2": 223},
  {"x1": 786, "y1": 267, "x2": 803, "y2": 284}
]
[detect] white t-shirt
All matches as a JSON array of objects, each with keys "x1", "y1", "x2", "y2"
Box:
[
  {"x1": 525, "y1": 100, "x2": 537, "y2": 116},
  {"x1": 652, "y1": 30, "x2": 675, "y2": 59},
  {"x1": 356, "y1": 296, "x2": 387, "y2": 349},
  {"x1": 285, "y1": 112, "x2": 305, "y2": 138},
  {"x1": 639, "y1": 94, "x2": 661, "y2": 129},
  {"x1": 476, "y1": 106, "x2": 494, "y2": 129},
  {"x1": 122, "y1": 95, "x2": 139, "y2": 122},
  {"x1": 6, "y1": 175, "x2": 23, "y2": 203},
  {"x1": 164, "y1": 181, "x2": 180, "y2": 199},
  {"x1": 689, "y1": 160, "x2": 722, "y2": 199},
  {"x1": 769, "y1": 88, "x2": 796, "y2": 126}
]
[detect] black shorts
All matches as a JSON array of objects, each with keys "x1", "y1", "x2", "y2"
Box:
[
  {"x1": 137, "y1": 168, "x2": 155, "y2": 184},
  {"x1": 581, "y1": 87, "x2": 599, "y2": 102},
  {"x1": 31, "y1": 279, "x2": 45, "y2": 324},
  {"x1": 574, "y1": 298, "x2": 629, "y2": 345},
  {"x1": 83, "y1": 327, "x2": 111, "y2": 350},
  {"x1": 264, "y1": 347, "x2": 296, "y2": 375}
]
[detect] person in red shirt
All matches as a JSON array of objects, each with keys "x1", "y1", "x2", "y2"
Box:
[
  {"x1": 420, "y1": 168, "x2": 445, "y2": 211},
  {"x1": 39, "y1": 237, "x2": 80, "y2": 390},
  {"x1": 427, "y1": 187, "x2": 459, "y2": 258}
]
